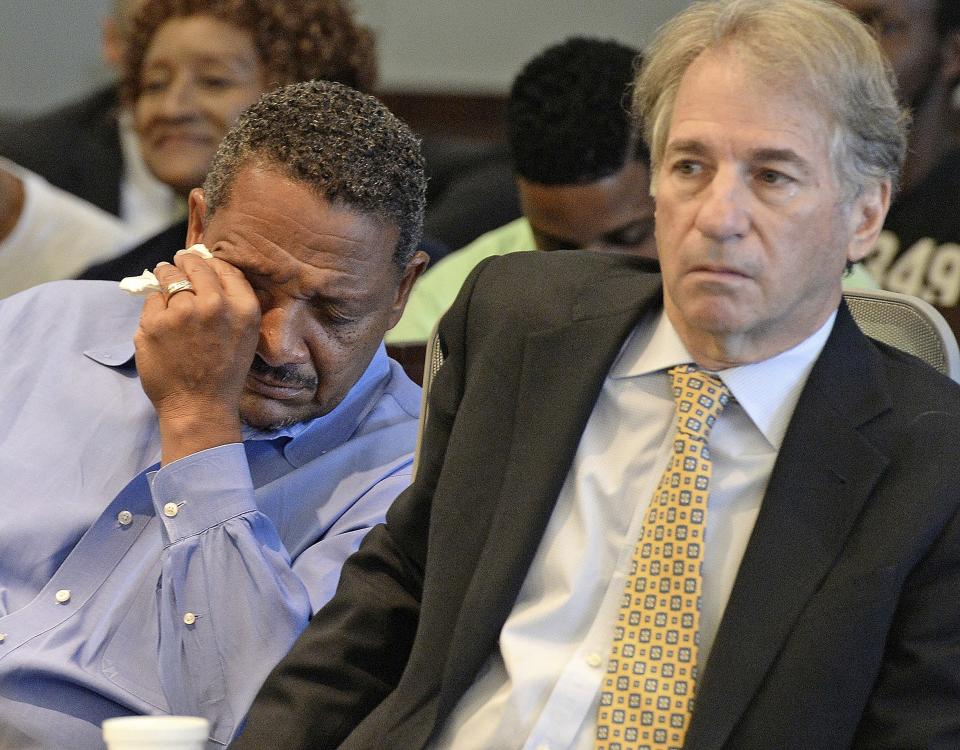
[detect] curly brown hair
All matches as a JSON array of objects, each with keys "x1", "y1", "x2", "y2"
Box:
[{"x1": 119, "y1": 0, "x2": 377, "y2": 106}]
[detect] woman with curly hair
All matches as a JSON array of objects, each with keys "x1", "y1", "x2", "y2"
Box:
[
  {"x1": 78, "y1": 0, "x2": 378, "y2": 280},
  {"x1": 126, "y1": 0, "x2": 376, "y2": 197}
]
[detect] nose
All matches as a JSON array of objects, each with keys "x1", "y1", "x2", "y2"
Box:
[
  {"x1": 154, "y1": 75, "x2": 199, "y2": 120},
  {"x1": 694, "y1": 168, "x2": 750, "y2": 242},
  {"x1": 256, "y1": 304, "x2": 310, "y2": 368}
]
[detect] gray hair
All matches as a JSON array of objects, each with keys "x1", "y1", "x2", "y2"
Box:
[
  {"x1": 635, "y1": 0, "x2": 909, "y2": 199},
  {"x1": 202, "y1": 80, "x2": 426, "y2": 268}
]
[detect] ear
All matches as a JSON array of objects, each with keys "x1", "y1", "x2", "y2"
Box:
[
  {"x1": 185, "y1": 188, "x2": 207, "y2": 247},
  {"x1": 386, "y1": 249, "x2": 430, "y2": 329},
  {"x1": 846, "y1": 180, "x2": 891, "y2": 264},
  {"x1": 100, "y1": 17, "x2": 123, "y2": 69}
]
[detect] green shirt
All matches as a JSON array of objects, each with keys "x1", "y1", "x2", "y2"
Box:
[{"x1": 387, "y1": 218, "x2": 536, "y2": 344}]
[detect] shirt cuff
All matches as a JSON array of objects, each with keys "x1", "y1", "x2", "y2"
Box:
[{"x1": 148, "y1": 443, "x2": 257, "y2": 545}]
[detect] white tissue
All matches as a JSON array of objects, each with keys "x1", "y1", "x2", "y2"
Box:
[{"x1": 118, "y1": 244, "x2": 213, "y2": 296}]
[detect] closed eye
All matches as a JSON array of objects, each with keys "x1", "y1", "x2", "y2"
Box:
[
  {"x1": 310, "y1": 298, "x2": 358, "y2": 326},
  {"x1": 198, "y1": 75, "x2": 237, "y2": 90}
]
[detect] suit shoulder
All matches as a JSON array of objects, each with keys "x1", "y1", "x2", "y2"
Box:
[
  {"x1": 472, "y1": 250, "x2": 657, "y2": 302},
  {"x1": 481, "y1": 247, "x2": 656, "y2": 278},
  {"x1": 871, "y1": 338, "x2": 960, "y2": 409},
  {"x1": 446, "y1": 250, "x2": 660, "y2": 346}
]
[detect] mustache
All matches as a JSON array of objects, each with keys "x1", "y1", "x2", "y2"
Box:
[{"x1": 249, "y1": 355, "x2": 318, "y2": 391}]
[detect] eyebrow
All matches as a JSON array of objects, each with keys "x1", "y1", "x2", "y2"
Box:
[
  {"x1": 664, "y1": 139, "x2": 711, "y2": 158},
  {"x1": 664, "y1": 140, "x2": 814, "y2": 176},
  {"x1": 144, "y1": 53, "x2": 257, "y2": 72},
  {"x1": 749, "y1": 147, "x2": 813, "y2": 175}
]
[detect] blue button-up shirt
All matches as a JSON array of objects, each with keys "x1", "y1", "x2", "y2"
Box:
[{"x1": 0, "y1": 281, "x2": 421, "y2": 748}]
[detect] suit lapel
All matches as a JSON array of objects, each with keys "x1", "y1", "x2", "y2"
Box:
[
  {"x1": 437, "y1": 267, "x2": 663, "y2": 712},
  {"x1": 685, "y1": 305, "x2": 893, "y2": 749}
]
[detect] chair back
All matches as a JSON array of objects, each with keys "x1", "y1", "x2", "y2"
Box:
[
  {"x1": 843, "y1": 288, "x2": 960, "y2": 382},
  {"x1": 412, "y1": 323, "x2": 445, "y2": 478}
]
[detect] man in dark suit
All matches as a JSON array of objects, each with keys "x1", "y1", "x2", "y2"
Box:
[{"x1": 233, "y1": 1, "x2": 960, "y2": 748}]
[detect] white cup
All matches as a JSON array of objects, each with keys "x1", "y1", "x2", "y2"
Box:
[{"x1": 102, "y1": 716, "x2": 210, "y2": 750}]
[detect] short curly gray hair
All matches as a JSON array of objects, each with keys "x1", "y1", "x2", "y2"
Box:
[
  {"x1": 635, "y1": 0, "x2": 909, "y2": 200},
  {"x1": 202, "y1": 80, "x2": 426, "y2": 267}
]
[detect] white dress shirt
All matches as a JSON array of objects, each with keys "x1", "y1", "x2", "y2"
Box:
[
  {"x1": 0, "y1": 158, "x2": 132, "y2": 298},
  {"x1": 431, "y1": 307, "x2": 836, "y2": 750},
  {"x1": 117, "y1": 110, "x2": 184, "y2": 240}
]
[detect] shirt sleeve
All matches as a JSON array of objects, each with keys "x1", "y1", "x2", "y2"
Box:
[
  {"x1": 0, "y1": 159, "x2": 131, "y2": 297},
  {"x1": 146, "y1": 442, "x2": 401, "y2": 746}
]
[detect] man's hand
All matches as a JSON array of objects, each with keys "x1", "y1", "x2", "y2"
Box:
[{"x1": 135, "y1": 250, "x2": 261, "y2": 465}]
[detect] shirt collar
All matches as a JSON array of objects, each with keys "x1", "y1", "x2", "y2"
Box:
[
  {"x1": 82, "y1": 290, "x2": 141, "y2": 368},
  {"x1": 610, "y1": 307, "x2": 837, "y2": 448},
  {"x1": 249, "y1": 344, "x2": 392, "y2": 467}
]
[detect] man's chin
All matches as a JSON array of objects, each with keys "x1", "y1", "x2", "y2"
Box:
[
  {"x1": 240, "y1": 396, "x2": 314, "y2": 431},
  {"x1": 240, "y1": 413, "x2": 307, "y2": 431}
]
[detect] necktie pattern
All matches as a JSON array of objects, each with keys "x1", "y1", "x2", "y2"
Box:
[{"x1": 595, "y1": 365, "x2": 730, "y2": 750}]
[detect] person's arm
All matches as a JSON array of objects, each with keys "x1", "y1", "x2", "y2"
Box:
[
  {"x1": 136, "y1": 253, "x2": 257, "y2": 463},
  {"x1": 134, "y1": 250, "x2": 400, "y2": 744},
  {"x1": 0, "y1": 159, "x2": 132, "y2": 297},
  {"x1": 145, "y1": 443, "x2": 413, "y2": 745},
  {"x1": 852, "y1": 497, "x2": 960, "y2": 748},
  {"x1": 0, "y1": 165, "x2": 24, "y2": 243}
]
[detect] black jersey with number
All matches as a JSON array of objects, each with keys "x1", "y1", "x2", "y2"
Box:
[{"x1": 864, "y1": 149, "x2": 960, "y2": 336}]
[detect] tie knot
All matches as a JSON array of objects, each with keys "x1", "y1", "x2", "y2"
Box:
[{"x1": 669, "y1": 364, "x2": 730, "y2": 440}]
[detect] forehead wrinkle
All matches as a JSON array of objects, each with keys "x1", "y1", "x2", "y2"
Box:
[
  {"x1": 214, "y1": 227, "x2": 386, "y2": 301},
  {"x1": 227, "y1": 198, "x2": 381, "y2": 249}
]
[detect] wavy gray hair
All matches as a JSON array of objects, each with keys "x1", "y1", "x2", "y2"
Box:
[{"x1": 635, "y1": 0, "x2": 909, "y2": 201}]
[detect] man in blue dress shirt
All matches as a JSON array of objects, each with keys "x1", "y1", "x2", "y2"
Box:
[{"x1": 0, "y1": 80, "x2": 428, "y2": 748}]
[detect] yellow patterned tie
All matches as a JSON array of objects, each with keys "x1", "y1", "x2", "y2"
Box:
[{"x1": 595, "y1": 365, "x2": 731, "y2": 750}]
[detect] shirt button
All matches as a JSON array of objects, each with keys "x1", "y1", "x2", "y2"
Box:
[
  {"x1": 183, "y1": 612, "x2": 197, "y2": 626},
  {"x1": 0, "y1": 633, "x2": 6, "y2": 643},
  {"x1": 586, "y1": 652, "x2": 603, "y2": 668},
  {"x1": 55, "y1": 589, "x2": 71, "y2": 604},
  {"x1": 536, "y1": 743, "x2": 551, "y2": 750},
  {"x1": 117, "y1": 510, "x2": 134, "y2": 526},
  {"x1": 163, "y1": 502, "x2": 179, "y2": 518}
]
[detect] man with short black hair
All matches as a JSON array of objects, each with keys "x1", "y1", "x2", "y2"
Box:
[
  {"x1": 0, "y1": 79, "x2": 427, "y2": 749},
  {"x1": 386, "y1": 37, "x2": 656, "y2": 345}
]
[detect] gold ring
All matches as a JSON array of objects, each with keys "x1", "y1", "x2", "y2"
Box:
[{"x1": 164, "y1": 279, "x2": 195, "y2": 298}]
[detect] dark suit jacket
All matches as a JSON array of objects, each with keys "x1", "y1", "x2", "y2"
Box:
[
  {"x1": 0, "y1": 86, "x2": 123, "y2": 217},
  {"x1": 235, "y1": 250, "x2": 960, "y2": 750}
]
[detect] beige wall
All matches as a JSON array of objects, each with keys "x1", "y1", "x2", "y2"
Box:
[
  {"x1": 363, "y1": 0, "x2": 689, "y2": 93},
  {"x1": 0, "y1": 0, "x2": 691, "y2": 116}
]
